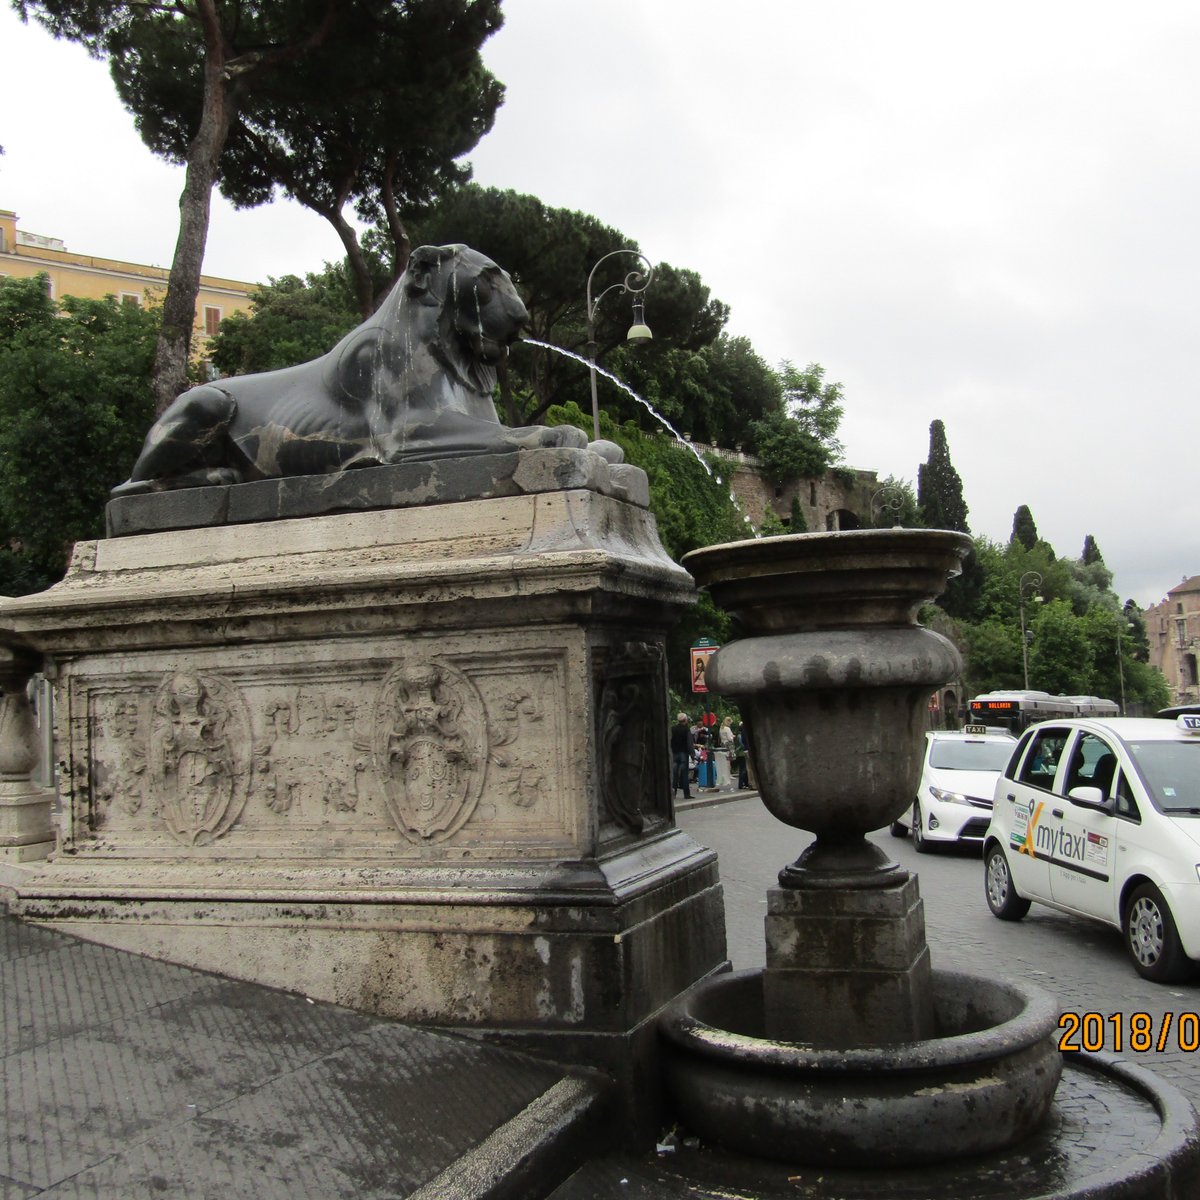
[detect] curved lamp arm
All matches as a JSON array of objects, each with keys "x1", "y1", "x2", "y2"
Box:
[{"x1": 585, "y1": 249, "x2": 655, "y2": 441}]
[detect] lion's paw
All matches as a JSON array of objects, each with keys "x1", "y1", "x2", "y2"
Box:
[
  {"x1": 548, "y1": 425, "x2": 590, "y2": 450},
  {"x1": 587, "y1": 439, "x2": 624, "y2": 464}
]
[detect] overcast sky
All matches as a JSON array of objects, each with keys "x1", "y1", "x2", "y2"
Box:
[{"x1": 1, "y1": 2, "x2": 1196, "y2": 608}]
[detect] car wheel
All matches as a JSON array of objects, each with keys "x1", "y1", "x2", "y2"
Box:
[
  {"x1": 912, "y1": 801, "x2": 932, "y2": 854},
  {"x1": 984, "y1": 844, "x2": 1030, "y2": 921},
  {"x1": 1124, "y1": 883, "x2": 1193, "y2": 983},
  {"x1": 890, "y1": 818, "x2": 909, "y2": 838}
]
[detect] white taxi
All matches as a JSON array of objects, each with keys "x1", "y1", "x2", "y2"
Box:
[
  {"x1": 983, "y1": 714, "x2": 1200, "y2": 982},
  {"x1": 891, "y1": 727, "x2": 1015, "y2": 852}
]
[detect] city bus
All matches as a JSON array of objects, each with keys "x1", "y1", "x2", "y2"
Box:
[{"x1": 967, "y1": 690, "x2": 1120, "y2": 734}]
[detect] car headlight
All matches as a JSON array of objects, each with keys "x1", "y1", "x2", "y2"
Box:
[{"x1": 929, "y1": 785, "x2": 971, "y2": 806}]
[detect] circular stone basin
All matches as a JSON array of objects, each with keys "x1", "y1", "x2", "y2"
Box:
[{"x1": 660, "y1": 968, "x2": 1063, "y2": 1168}]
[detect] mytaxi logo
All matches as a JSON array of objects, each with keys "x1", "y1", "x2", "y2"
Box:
[{"x1": 1012, "y1": 800, "x2": 1044, "y2": 857}]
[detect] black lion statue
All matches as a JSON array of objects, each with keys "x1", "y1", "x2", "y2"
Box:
[{"x1": 113, "y1": 244, "x2": 588, "y2": 495}]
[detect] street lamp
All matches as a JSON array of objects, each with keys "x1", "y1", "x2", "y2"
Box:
[
  {"x1": 1115, "y1": 619, "x2": 1134, "y2": 715},
  {"x1": 870, "y1": 483, "x2": 906, "y2": 528},
  {"x1": 585, "y1": 250, "x2": 654, "y2": 442},
  {"x1": 1019, "y1": 571, "x2": 1043, "y2": 689}
]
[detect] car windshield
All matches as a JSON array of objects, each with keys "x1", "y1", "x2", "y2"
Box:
[
  {"x1": 928, "y1": 740, "x2": 1013, "y2": 771},
  {"x1": 1127, "y1": 741, "x2": 1200, "y2": 811}
]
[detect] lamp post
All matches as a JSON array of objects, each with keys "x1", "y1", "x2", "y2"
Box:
[
  {"x1": 870, "y1": 483, "x2": 906, "y2": 528},
  {"x1": 1019, "y1": 571, "x2": 1043, "y2": 689},
  {"x1": 1115, "y1": 619, "x2": 1134, "y2": 715},
  {"x1": 585, "y1": 250, "x2": 654, "y2": 442}
]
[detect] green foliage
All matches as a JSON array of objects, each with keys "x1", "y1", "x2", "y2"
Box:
[
  {"x1": 1027, "y1": 599, "x2": 1091, "y2": 695},
  {"x1": 746, "y1": 362, "x2": 844, "y2": 485},
  {"x1": 545, "y1": 400, "x2": 746, "y2": 694},
  {"x1": 1081, "y1": 534, "x2": 1104, "y2": 566},
  {"x1": 917, "y1": 419, "x2": 969, "y2": 533},
  {"x1": 210, "y1": 272, "x2": 361, "y2": 376},
  {"x1": 944, "y1": 532, "x2": 1170, "y2": 713},
  {"x1": 962, "y1": 618, "x2": 1024, "y2": 694},
  {"x1": 612, "y1": 334, "x2": 782, "y2": 451},
  {"x1": 780, "y1": 362, "x2": 844, "y2": 453},
  {"x1": 0, "y1": 275, "x2": 158, "y2": 592},
  {"x1": 750, "y1": 411, "x2": 833, "y2": 484},
  {"x1": 789, "y1": 494, "x2": 807, "y2": 532},
  {"x1": 757, "y1": 507, "x2": 789, "y2": 537},
  {"x1": 1010, "y1": 504, "x2": 1040, "y2": 550},
  {"x1": 217, "y1": 3, "x2": 507, "y2": 313},
  {"x1": 546, "y1": 400, "x2": 746, "y2": 560}
]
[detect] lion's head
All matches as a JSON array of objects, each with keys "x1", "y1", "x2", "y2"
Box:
[
  {"x1": 388, "y1": 244, "x2": 528, "y2": 397},
  {"x1": 331, "y1": 244, "x2": 528, "y2": 413}
]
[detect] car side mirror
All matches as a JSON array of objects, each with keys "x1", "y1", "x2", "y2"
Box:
[{"x1": 1067, "y1": 785, "x2": 1111, "y2": 811}]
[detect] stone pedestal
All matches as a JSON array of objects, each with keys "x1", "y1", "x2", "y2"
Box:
[
  {"x1": 0, "y1": 456, "x2": 727, "y2": 1092},
  {"x1": 762, "y1": 877, "x2": 934, "y2": 1046}
]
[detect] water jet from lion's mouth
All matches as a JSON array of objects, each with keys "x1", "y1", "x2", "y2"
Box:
[{"x1": 520, "y1": 337, "x2": 756, "y2": 532}]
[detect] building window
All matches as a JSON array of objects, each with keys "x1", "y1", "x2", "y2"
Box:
[
  {"x1": 203, "y1": 305, "x2": 222, "y2": 336},
  {"x1": 120, "y1": 292, "x2": 141, "y2": 308}
]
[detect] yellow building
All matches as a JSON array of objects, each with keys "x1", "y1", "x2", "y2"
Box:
[{"x1": 0, "y1": 208, "x2": 255, "y2": 373}]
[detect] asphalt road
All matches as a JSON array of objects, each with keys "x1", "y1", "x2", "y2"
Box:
[{"x1": 679, "y1": 796, "x2": 1200, "y2": 1108}]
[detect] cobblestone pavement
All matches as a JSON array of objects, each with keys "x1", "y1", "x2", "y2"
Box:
[
  {"x1": 679, "y1": 796, "x2": 1200, "y2": 1108},
  {"x1": 0, "y1": 913, "x2": 602, "y2": 1199}
]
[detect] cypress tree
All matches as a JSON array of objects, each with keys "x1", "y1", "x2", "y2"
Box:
[
  {"x1": 1081, "y1": 535, "x2": 1104, "y2": 566},
  {"x1": 917, "y1": 420, "x2": 970, "y2": 533},
  {"x1": 1011, "y1": 505, "x2": 1039, "y2": 550},
  {"x1": 789, "y1": 495, "x2": 808, "y2": 532}
]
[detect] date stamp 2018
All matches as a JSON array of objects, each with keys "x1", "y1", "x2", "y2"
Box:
[{"x1": 1059, "y1": 1011, "x2": 1200, "y2": 1053}]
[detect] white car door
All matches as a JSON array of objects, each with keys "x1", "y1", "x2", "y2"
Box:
[
  {"x1": 994, "y1": 726, "x2": 1070, "y2": 901},
  {"x1": 1047, "y1": 731, "x2": 1120, "y2": 919}
]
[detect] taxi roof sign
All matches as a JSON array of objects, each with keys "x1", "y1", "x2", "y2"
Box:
[{"x1": 1178, "y1": 714, "x2": 1200, "y2": 736}]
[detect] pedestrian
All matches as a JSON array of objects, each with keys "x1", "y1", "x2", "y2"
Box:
[
  {"x1": 670, "y1": 712, "x2": 695, "y2": 800},
  {"x1": 735, "y1": 723, "x2": 750, "y2": 790},
  {"x1": 719, "y1": 716, "x2": 735, "y2": 753}
]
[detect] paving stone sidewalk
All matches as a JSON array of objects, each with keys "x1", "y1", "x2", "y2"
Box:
[{"x1": 0, "y1": 912, "x2": 607, "y2": 1199}]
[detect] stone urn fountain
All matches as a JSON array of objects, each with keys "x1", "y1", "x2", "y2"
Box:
[
  {"x1": 660, "y1": 529, "x2": 1063, "y2": 1167},
  {"x1": 654, "y1": 529, "x2": 1200, "y2": 1196}
]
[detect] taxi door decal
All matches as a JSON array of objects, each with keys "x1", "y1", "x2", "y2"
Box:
[{"x1": 1011, "y1": 799, "x2": 1045, "y2": 857}]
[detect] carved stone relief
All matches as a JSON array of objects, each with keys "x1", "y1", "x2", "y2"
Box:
[
  {"x1": 596, "y1": 642, "x2": 667, "y2": 837},
  {"x1": 249, "y1": 687, "x2": 370, "y2": 820},
  {"x1": 90, "y1": 694, "x2": 148, "y2": 821},
  {"x1": 148, "y1": 671, "x2": 251, "y2": 846},
  {"x1": 487, "y1": 688, "x2": 548, "y2": 809},
  {"x1": 373, "y1": 657, "x2": 487, "y2": 843},
  {"x1": 75, "y1": 643, "x2": 573, "y2": 854}
]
